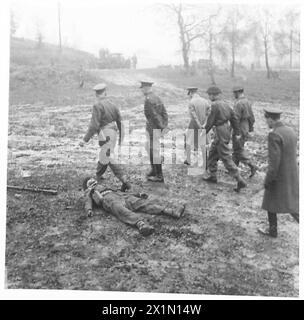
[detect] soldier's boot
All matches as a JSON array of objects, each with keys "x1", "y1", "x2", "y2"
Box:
[
  {"x1": 248, "y1": 163, "x2": 258, "y2": 178},
  {"x1": 147, "y1": 151, "x2": 157, "y2": 177},
  {"x1": 148, "y1": 164, "x2": 164, "y2": 183},
  {"x1": 147, "y1": 165, "x2": 156, "y2": 177},
  {"x1": 119, "y1": 174, "x2": 132, "y2": 192},
  {"x1": 290, "y1": 213, "x2": 299, "y2": 223},
  {"x1": 202, "y1": 173, "x2": 218, "y2": 183},
  {"x1": 136, "y1": 220, "x2": 154, "y2": 236},
  {"x1": 184, "y1": 160, "x2": 191, "y2": 166},
  {"x1": 234, "y1": 174, "x2": 247, "y2": 192},
  {"x1": 163, "y1": 204, "x2": 186, "y2": 219},
  {"x1": 258, "y1": 212, "x2": 278, "y2": 238}
]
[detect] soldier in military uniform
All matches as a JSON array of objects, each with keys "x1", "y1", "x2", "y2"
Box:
[
  {"x1": 184, "y1": 87, "x2": 210, "y2": 165},
  {"x1": 83, "y1": 177, "x2": 186, "y2": 236},
  {"x1": 258, "y1": 108, "x2": 299, "y2": 238},
  {"x1": 80, "y1": 83, "x2": 131, "y2": 191},
  {"x1": 232, "y1": 86, "x2": 258, "y2": 177},
  {"x1": 202, "y1": 86, "x2": 246, "y2": 191},
  {"x1": 140, "y1": 81, "x2": 168, "y2": 182}
]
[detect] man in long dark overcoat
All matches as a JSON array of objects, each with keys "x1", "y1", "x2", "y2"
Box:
[{"x1": 258, "y1": 108, "x2": 299, "y2": 238}]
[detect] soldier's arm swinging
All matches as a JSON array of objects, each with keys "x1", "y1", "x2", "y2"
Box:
[
  {"x1": 83, "y1": 105, "x2": 102, "y2": 142},
  {"x1": 204, "y1": 104, "x2": 217, "y2": 134},
  {"x1": 229, "y1": 109, "x2": 241, "y2": 136},
  {"x1": 248, "y1": 103, "x2": 255, "y2": 132}
]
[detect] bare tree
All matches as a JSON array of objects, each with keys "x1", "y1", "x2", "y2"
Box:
[
  {"x1": 160, "y1": 3, "x2": 208, "y2": 72},
  {"x1": 35, "y1": 19, "x2": 44, "y2": 48},
  {"x1": 253, "y1": 8, "x2": 276, "y2": 78},
  {"x1": 274, "y1": 8, "x2": 300, "y2": 68},
  {"x1": 219, "y1": 6, "x2": 253, "y2": 78},
  {"x1": 58, "y1": 2, "x2": 62, "y2": 51},
  {"x1": 196, "y1": 5, "x2": 222, "y2": 84}
]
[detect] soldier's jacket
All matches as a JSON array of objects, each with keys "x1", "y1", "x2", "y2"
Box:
[
  {"x1": 84, "y1": 97, "x2": 122, "y2": 142},
  {"x1": 188, "y1": 94, "x2": 210, "y2": 129},
  {"x1": 205, "y1": 98, "x2": 240, "y2": 136},
  {"x1": 233, "y1": 96, "x2": 255, "y2": 136},
  {"x1": 84, "y1": 184, "x2": 144, "y2": 214},
  {"x1": 144, "y1": 92, "x2": 168, "y2": 133}
]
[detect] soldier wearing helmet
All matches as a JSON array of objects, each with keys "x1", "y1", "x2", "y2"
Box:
[{"x1": 202, "y1": 86, "x2": 246, "y2": 192}]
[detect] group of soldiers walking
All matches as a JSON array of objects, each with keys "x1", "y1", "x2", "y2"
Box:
[{"x1": 79, "y1": 80, "x2": 299, "y2": 238}]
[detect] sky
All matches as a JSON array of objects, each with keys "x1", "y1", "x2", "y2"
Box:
[
  {"x1": 9, "y1": 0, "x2": 301, "y2": 68},
  {"x1": 10, "y1": 0, "x2": 182, "y2": 68}
]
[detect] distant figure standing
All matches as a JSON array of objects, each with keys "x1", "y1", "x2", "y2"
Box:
[
  {"x1": 258, "y1": 108, "x2": 299, "y2": 238},
  {"x1": 232, "y1": 86, "x2": 258, "y2": 178},
  {"x1": 79, "y1": 83, "x2": 131, "y2": 191},
  {"x1": 132, "y1": 54, "x2": 138, "y2": 69},
  {"x1": 202, "y1": 86, "x2": 246, "y2": 192},
  {"x1": 140, "y1": 81, "x2": 168, "y2": 183},
  {"x1": 184, "y1": 87, "x2": 210, "y2": 166}
]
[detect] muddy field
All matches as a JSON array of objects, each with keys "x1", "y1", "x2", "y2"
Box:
[{"x1": 6, "y1": 67, "x2": 299, "y2": 296}]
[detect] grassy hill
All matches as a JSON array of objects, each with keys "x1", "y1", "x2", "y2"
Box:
[
  {"x1": 9, "y1": 37, "x2": 102, "y2": 105},
  {"x1": 10, "y1": 37, "x2": 99, "y2": 68}
]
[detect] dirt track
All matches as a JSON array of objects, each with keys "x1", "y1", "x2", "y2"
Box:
[{"x1": 6, "y1": 69, "x2": 299, "y2": 296}]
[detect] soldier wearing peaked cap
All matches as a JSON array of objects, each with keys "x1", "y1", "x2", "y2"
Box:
[
  {"x1": 140, "y1": 81, "x2": 168, "y2": 183},
  {"x1": 93, "y1": 83, "x2": 107, "y2": 92},
  {"x1": 79, "y1": 83, "x2": 131, "y2": 192},
  {"x1": 231, "y1": 86, "x2": 258, "y2": 178},
  {"x1": 202, "y1": 85, "x2": 247, "y2": 192},
  {"x1": 258, "y1": 108, "x2": 299, "y2": 238},
  {"x1": 184, "y1": 87, "x2": 210, "y2": 166}
]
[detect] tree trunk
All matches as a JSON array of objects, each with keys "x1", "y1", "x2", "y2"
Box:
[
  {"x1": 182, "y1": 48, "x2": 190, "y2": 71},
  {"x1": 58, "y1": 2, "x2": 62, "y2": 51},
  {"x1": 209, "y1": 30, "x2": 216, "y2": 84},
  {"x1": 177, "y1": 6, "x2": 189, "y2": 72},
  {"x1": 264, "y1": 39, "x2": 270, "y2": 79},
  {"x1": 290, "y1": 29, "x2": 293, "y2": 69},
  {"x1": 231, "y1": 44, "x2": 235, "y2": 78}
]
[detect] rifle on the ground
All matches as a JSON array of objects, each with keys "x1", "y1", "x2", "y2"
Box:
[{"x1": 7, "y1": 185, "x2": 58, "y2": 195}]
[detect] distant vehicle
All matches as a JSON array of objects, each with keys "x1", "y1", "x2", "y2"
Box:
[{"x1": 98, "y1": 49, "x2": 131, "y2": 69}]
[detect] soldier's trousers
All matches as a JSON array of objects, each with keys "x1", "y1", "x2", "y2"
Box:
[
  {"x1": 232, "y1": 135, "x2": 254, "y2": 166},
  {"x1": 96, "y1": 161, "x2": 126, "y2": 183},
  {"x1": 207, "y1": 139, "x2": 239, "y2": 178},
  {"x1": 96, "y1": 125, "x2": 126, "y2": 183},
  {"x1": 101, "y1": 193, "x2": 167, "y2": 226},
  {"x1": 145, "y1": 129, "x2": 162, "y2": 165}
]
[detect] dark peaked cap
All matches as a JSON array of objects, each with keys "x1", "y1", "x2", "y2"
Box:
[
  {"x1": 187, "y1": 87, "x2": 198, "y2": 95},
  {"x1": 93, "y1": 83, "x2": 107, "y2": 91},
  {"x1": 140, "y1": 81, "x2": 154, "y2": 88},
  {"x1": 232, "y1": 86, "x2": 244, "y2": 92},
  {"x1": 206, "y1": 86, "x2": 222, "y2": 95},
  {"x1": 264, "y1": 108, "x2": 282, "y2": 117}
]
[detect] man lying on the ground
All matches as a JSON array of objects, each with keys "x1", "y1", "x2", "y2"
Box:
[{"x1": 82, "y1": 177, "x2": 186, "y2": 236}]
